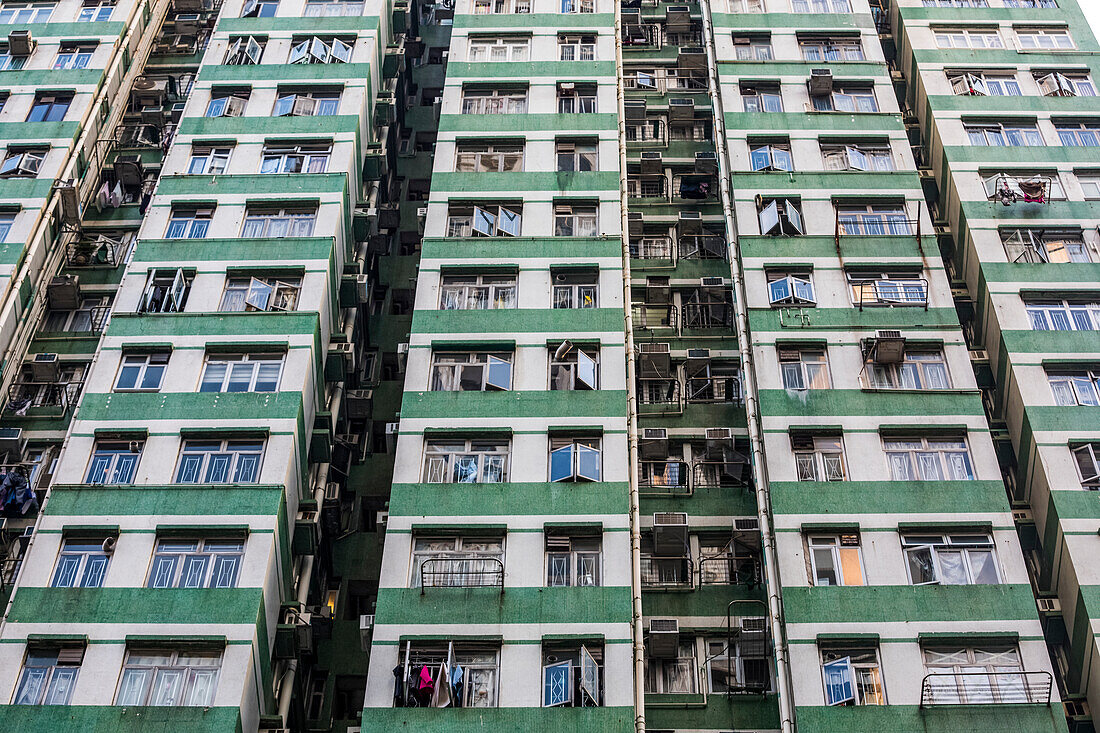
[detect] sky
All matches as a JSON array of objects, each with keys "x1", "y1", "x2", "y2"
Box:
[{"x1": 1086, "y1": 2, "x2": 1100, "y2": 42}]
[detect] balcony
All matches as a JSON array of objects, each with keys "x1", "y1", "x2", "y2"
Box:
[
  {"x1": 920, "y1": 670, "x2": 1052, "y2": 707},
  {"x1": 639, "y1": 459, "x2": 750, "y2": 497},
  {"x1": 638, "y1": 378, "x2": 681, "y2": 414},
  {"x1": 640, "y1": 555, "x2": 693, "y2": 589},
  {"x1": 631, "y1": 236, "x2": 674, "y2": 261},
  {"x1": 418, "y1": 557, "x2": 504, "y2": 594},
  {"x1": 692, "y1": 459, "x2": 747, "y2": 489},
  {"x1": 684, "y1": 375, "x2": 741, "y2": 405},
  {"x1": 639, "y1": 459, "x2": 690, "y2": 496},
  {"x1": 699, "y1": 554, "x2": 761, "y2": 587},
  {"x1": 5, "y1": 380, "x2": 83, "y2": 416},
  {"x1": 678, "y1": 234, "x2": 725, "y2": 260},
  {"x1": 633, "y1": 303, "x2": 678, "y2": 332},
  {"x1": 681, "y1": 301, "x2": 733, "y2": 330}
]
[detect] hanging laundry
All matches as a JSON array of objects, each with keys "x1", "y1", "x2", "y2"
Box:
[
  {"x1": 450, "y1": 664, "x2": 464, "y2": 707},
  {"x1": 391, "y1": 666, "x2": 404, "y2": 707},
  {"x1": 95, "y1": 181, "x2": 110, "y2": 212},
  {"x1": 430, "y1": 662, "x2": 451, "y2": 707},
  {"x1": 109, "y1": 181, "x2": 123, "y2": 208}
]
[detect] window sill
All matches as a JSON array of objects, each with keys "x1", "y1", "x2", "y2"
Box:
[{"x1": 859, "y1": 387, "x2": 980, "y2": 395}]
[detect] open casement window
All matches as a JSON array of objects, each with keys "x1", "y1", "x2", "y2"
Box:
[
  {"x1": 1072, "y1": 443, "x2": 1100, "y2": 488},
  {"x1": 767, "y1": 273, "x2": 815, "y2": 306},
  {"x1": 902, "y1": 532, "x2": 1000, "y2": 585},
  {"x1": 749, "y1": 143, "x2": 792, "y2": 172},
  {"x1": 241, "y1": 0, "x2": 278, "y2": 17},
  {"x1": 951, "y1": 73, "x2": 989, "y2": 96},
  {"x1": 460, "y1": 88, "x2": 528, "y2": 115},
  {"x1": 51, "y1": 538, "x2": 112, "y2": 587},
  {"x1": 552, "y1": 271, "x2": 598, "y2": 309},
  {"x1": 982, "y1": 172, "x2": 1064, "y2": 201},
  {"x1": 884, "y1": 437, "x2": 975, "y2": 481},
  {"x1": 741, "y1": 85, "x2": 782, "y2": 113},
  {"x1": 422, "y1": 440, "x2": 509, "y2": 483},
  {"x1": 821, "y1": 648, "x2": 885, "y2": 706},
  {"x1": 0, "y1": 147, "x2": 46, "y2": 178},
  {"x1": 273, "y1": 92, "x2": 339, "y2": 117},
  {"x1": 446, "y1": 205, "x2": 522, "y2": 237},
  {"x1": 543, "y1": 643, "x2": 602, "y2": 707},
  {"x1": 289, "y1": 36, "x2": 352, "y2": 64},
  {"x1": 205, "y1": 93, "x2": 247, "y2": 118},
  {"x1": 225, "y1": 36, "x2": 265, "y2": 65},
  {"x1": 115, "y1": 649, "x2": 221, "y2": 707},
  {"x1": 439, "y1": 274, "x2": 516, "y2": 310},
  {"x1": 550, "y1": 344, "x2": 598, "y2": 390},
  {"x1": 396, "y1": 642, "x2": 500, "y2": 707},
  {"x1": 140, "y1": 268, "x2": 190, "y2": 314},
  {"x1": 147, "y1": 537, "x2": 245, "y2": 587},
  {"x1": 1026, "y1": 301, "x2": 1100, "y2": 331},
  {"x1": 549, "y1": 437, "x2": 601, "y2": 482},
  {"x1": 758, "y1": 199, "x2": 804, "y2": 236},
  {"x1": 430, "y1": 351, "x2": 512, "y2": 391},
  {"x1": 115, "y1": 352, "x2": 169, "y2": 391},
  {"x1": 188, "y1": 146, "x2": 232, "y2": 175},
  {"x1": 220, "y1": 275, "x2": 300, "y2": 312},
  {"x1": 546, "y1": 533, "x2": 600, "y2": 586},
  {"x1": 455, "y1": 142, "x2": 523, "y2": 173},
  {"x1": 85, "y1": 441, "x2": 141, "y2": 484},
  {"x1": 822, "y1": 145, "x2": 894, "y2": 172},
  {"x1": 808, "y1": 534, "x2": 864, "y2": 586},
  {"x1": 13, "y1": 644, "x2": 84, "y2": 705},
  {"x1": 707, "y1": 634, "x2": 770, "y2": 693},
  {"x1": 1048, "y1": 369, "x2": 1100, "y2": 407},
  {"x1": 560, "y1": 0, "x2": 593, "y2": 13},
  {"x1": 792, "y1": 435, "x2": 846, "y2": 481},
  {"x1": 1002, "y1": 229, "x2": 1092, "y2": 263},
  {"x1": 779, "y1": 349, "x2": 830, "y2": 390},
  {"x1": 199, "y1": 353, "x2": 282, "y2": 393}
]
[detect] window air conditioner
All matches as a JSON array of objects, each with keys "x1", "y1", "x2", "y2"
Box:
[
  {"x1": 808, "y1": 68, "x2": 833, "y2": 96},
  {"x1": 686, "y1": 348, "x2": 710, "y2": 360},
  {"x1": 47, "y1": 276, "x2": 81, "y2": 310},
  {"x1": 640, "y1": 427, "x2": 668, "y2": 459},
  {"x1": 968, "y1": 349, "x2": 989, "y2": 362},
  {"x1": 637, "y1": 342, "x2": 671, "y2": 377},
  {"x1": 345, "y1": 389, "x2": 373, "y2": 420},
  {"x1": 871, "y1": 330, "x2": 905, "y2": 364},
  {"x1": 640, "y1": 151, "x2": 663, "y2": 174},
  {"x1": 652, "y1": 512, "x2": 688, "y2": 555},
  {"x1": 694, "y1": 151, "x2": 717, "y2": 173},
  {"x1": 359, "y1": 614, "x2": 375, "y2": 651},
  {"x1": 31, "y1": 353, "x2": 60, "y2": 382},
  {"x1": 648, "y1": 619, "x2": 680, "y2": 658},
  {"x1": 1037, "y1": 597, "x2": 1061, "y2": 613},
  {"x1": 700, "y1": 276, "x2": 724, "y2": 287},
  {"x1": 1011, "y1": 508, "x2": 1032, "y2": 522},
  {"x1": 734, "y1": 517, "x2": 759, "y2": 531},
  {"x1": 705, "y1": 427, "x2": 732, "y2": 442},
  {"x1": 0, "y1": 427, "x2": 25, "y2": 455},
  {"x1": 627, "y1": 211, "x2": 644, "y2": 235},
  {"x1": 624, "y1": 99, "x2": 647, "y2": 120},
  {"x1": 7, "y1": 30, "x2": 34, "y2": 56}
]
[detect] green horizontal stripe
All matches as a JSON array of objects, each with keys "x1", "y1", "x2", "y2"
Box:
[
  {"x1": 410, "y1": 307, "x2": 624, "y2": 334},
  {"x1": 75, "y1": 391, "x2": 303, "y2": 422},
  {"x1": 771, "y1": 480, "x2": 1010, "y2": 516},
  {"x1": 782, "y1": 583, "x2": 1040, "y2": 624},
  {"x1": 361, "y1": 707, "x2": 635, "y2": 732},
  {"x1": 105, "y1": 312, "x2": 320, "y2": 337},
  {"x1": 154, "y1": 172, "x2": 347, "y2": 197},
  {"x1": 399, "y1": 390, "x2": 626, "y2": 419},
  {"x1": 0, "y1": 706, "x2": 242, "y2": 732},
  {"x1": 389, "y1": 481, "x2": 630, "y2": 517},
  {"x1": 43, "y1": 484, "x2": 285, "y2": 517},
  {"x1": 374, "y1": 586, "x2": 631, "y2": 626},
  {"x1": 757, "y1": 388, "x2": 986, "y2": 418},
  {"x1": 133, "y1": 237, "x2": 336, "y2": 263},
  {"x1": 794, "y1": 703, "x2": 1068, "y2": 733},
  {"x1": 8, "y1": 587, "x2": 263, "y2": 625},
  {"x1": 429, "y1": 171, "x2": 619, "y2": 193}
]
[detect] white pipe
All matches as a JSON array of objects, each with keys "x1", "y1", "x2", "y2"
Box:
[
  {"x1": 612, "y1": 1, "x2": 646, "y2": 730},
  {"x1": 698, "y1": 1, "x2": 796, "y2": 731}
]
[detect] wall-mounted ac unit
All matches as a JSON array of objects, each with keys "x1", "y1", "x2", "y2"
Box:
[
  {"x1": 624, "y1": 98, "x2": 647, "y2": 120},
  {"x1": 871, "y1": 330, "x2": 905, "y2": 364},
  {"x1": 47, "y1": 275, "x2": 81, "y2": 310},
  {"x1": 1011, "y1": 508, "x2": 1032, "y2": 522},
  {"x1": 695, "y1": 151, "x2": 718, "y2": 173},
  {"x1": 968, "y1": 349, "x2": 989, "y2": 361},
  {"x1": 639, "y1": 151, "x2": 663, "y2": 175},
  {"x1": 653, "y1": 512, "x2": 688, "y2": 555},
  {"x1": 668, "y1": 98, "x2": 695, "y2": 121},
  {"x1": 359, "y1": 614, "x2": 375, "y2": 651},
  {"x1": 700, "y1": 276, "x2": 724, "y2": 287},
  {"x1": 345, "y1": 389, "x2": 373, "y2": 420},
  {"x1": 705, "y1": 427, "x2": 732, "y2": 442},
  {"x1": 734, "y1": 517, "x2": 759, "y2": 531},
  {"x1": 31, "y1": 353, "x2": 60, "y2": 383},
  {"x1": 0, "y1": 427, "x2": 24, "y2": 455},
  {"x1": 627, "y1": 211, "x2": 644, "y2": 235},
  {"x1": 808, "y1": 68, "x2": 833, "y2": 96},
  {"x1": 7, "y1": 30, "x2": 34, "y2": 56},
  {"x1": 640, "y1": 427, "x2": 668, "y2": 459},
  {"x1": 648, "y1": 619, "x2": 680, "y2": 658},
  {"x1": 1037, "y1": 597, "x2": 1061, "y2": 614}
]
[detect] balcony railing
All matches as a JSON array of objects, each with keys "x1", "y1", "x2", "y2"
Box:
[
  {"x1": 419, "y1": 557, "x2": 504, "y2": 594},
  {"x1": 681, "y1": 301, "x2": 733, "y2": 329},
  {"x1": 631, "y1": 236, "x2": 674, "y2": 261},
  {"x1": 5, "y1": 381, "x2": 83, "y2": 415},
  {"x1": 919, "y1": 671, "x2": 1052, "y2": 707},
  {"x1": 640, "y1": 556, "x2": 693, "y2": 589},
  {"x1": 68, "y1": 237, "x2": 125, "y2": 267},
  {"x1": 637, "y1": 378, "x2": 682, "y2": 414},
  {"x1": 633, "y1": 303, "x2": 678, "y2": 331},
  {"x1": 684, "y1": 375, "x2": 741, "y2": 404},
  {"x1": 678, "y1": 235, "x2": 725, "y2": 260},
  {"x1": 855, "y1": 278, "x2": 929, "y2": 310},
  {"x1": 692, "y1": 459, "x2": 748, "y2": 489},
  {"x1": 699, "y1": 555, "x2": 761, "y2": 587},
  {"x1": 639, "y1": 460, "x2": 691, "y2": 495}
]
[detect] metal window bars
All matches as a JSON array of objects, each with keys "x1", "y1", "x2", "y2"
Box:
[
  {"x1": 699, "y1": 554, "x2": 761, "y2": 587},
  {"x1": 640, "y1": 555, "x2": 694, "y2": 589},
  {"x1": 833, "y1": 201, "x2": 923, "y2": 252},
  {"x1": 630, "y1": 236, "x2": 674, "y2": 261},
  {"x1": 632, "y1": 303, "x2": 679, "y2": 331},
  {"x1": 725, "y1": 600, "x2": 771, "y2": 696},
  {"x1": 419, "y1": 557, "x2": 504, "y2": 594},
  {"x1": 638, "y1": 460, "x2": 691, "y2": 496},
  {"x1": 6, "y1": 380, "x2": 83, "y2": 415},
  {"x1": 919, "y1": 670, "x2": 1052, "y2": 707},
  {"x1": 678, "y1": 234, "x2": 726, "y2": 260},
  {"x1": 854, "y1": 277, "x2": 929, "y2": 310},
  {"x1": 637, "y1": 378, "x2": 682, "y2": 414}
]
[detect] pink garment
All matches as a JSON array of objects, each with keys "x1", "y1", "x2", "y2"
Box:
[{"x1": 418, "y1": 665, "x2": 434, "y2": 691}]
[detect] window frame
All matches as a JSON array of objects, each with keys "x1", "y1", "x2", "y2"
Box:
[
  {"x1": 50, "y1": 538, "x2": 111, "y2": 588},
  {"x1": 1047, "y1": 368, "x2": 1100, "y2": 407},
  {"x1": 821, "y1": 646, "x2": 885, "y2": 706},
  {"x1": 187, "y1": 146, "x2": 233, "y2": 175},
  {"x1": 429, "y1": 351, "x2": 513, "y2": 392},
  {"x1": 146, "y1": 536, "x2": 246, "y2": 587},
  {"x1": 545, "y1": 533, "x2": 601, "y2": 587},
  {"x1": 901, "y1": 531, "x2": 1001, "y2": 586},
  {"x1": 793, "y1": 435, "x2": 846, "y2": 481},
  {"x1": 438, "y1": 273, "x2": 517, "y2": 310},
  {"x1": 549, "y1": 436, "x2": 602, "y2": 482},
  {"x1": 883, "y1": 436, "x2": 975, "y2": 481},
  {"x1": 550, "y1": 343, "x2": 599, "y2": 391},
  {"x1": 12, "y1": 645, "x2": 83, "y2": 705},
  {"x1": 219, "y1": 275, "x2": 301, "y2": 312},
  {"x1": 115, "y1": 648, "x2": 221, "y2": 707},
  {"x1": 199, "y1": 353, "x2": 283, "y2": 393},
  {"x1": 779, "y1": 348, "x2": 831, "y2": 390},
  {"x1": 807, "y1": 533, "x2": 865, "y2": 587},
  {"x1": 84, "y1": 440, "x2": 141, "y2": 484},
  {"x1": 422, "y1": 439, "x2": 510, "y2": 483},
  {"x1": 114, "y1": 352, "x2": 169, "y2": 392},
  {"x1": 240, "y1": 207, "x2": 317, "y2": 238}
]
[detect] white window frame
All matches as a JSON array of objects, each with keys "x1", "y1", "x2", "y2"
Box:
[
  {"x1": 240, "y1": 207, "x2": 316, "y2": 238},
  {"x1": 205, "y1": 93, "x2": 247, "y2": 118},
  {"x1": 439, "y1": 273, "x2": 517, "y2": 309},
  {"x1": 53, "y1": 43, "x2": 96, "y2": 70},
  {"x1": 1072, "y1": 443, "x2": 1100, "y2": 488},
  {"x1": 473, "y1": 0, "x2": 530, "y2": 13},
  {"x1": 1002, "y1": 229, "x2": 1092, "y2": 263},
  {"x1": 750, "y1": 143, "x2": 793, "y2": 172},
  {"x1": 767, "y1": 272, "x2": 815, "y2": 306},
  {"x1": 199, "y1": 353, "x2": 283, "y2": 393},
  {"x1": 902, "y1": 532, "x2": 1001, "y2": 586},
  {"x1": 468, "y1": 36, "x2": 529, "y2": 62},
  {"x1": 550, "y1": 344, "x2": 598, "y2": 390},
  {"x1": 303, "y1": 0, "x2": 363, "y2": 15},
  {"x1": 146, "y1": 537, "x2": 246, "y2": 587},
  {"x1": 558, "y1": 34, "x2": 595, "y2": 61},
  {"x1": 884, "y1": 437, "x2": 975, "y2": 481},
  {"x1": 553, "y1": 203, "x2": 598, "y2": 237},
  {"x1": 545, "y1": 534, "x2": 601, "y2": 586},
  {"x1": 460, "y1": 88, "x2": 527, "y2": 115},
  {"x1": 272, "y1": 92, "x2": 340, "y2": 117},
  {"x1": 793, "y1": 436, "x2": 846, "y2": 481},
  {"x1": 799, "y1": 38, "x2": 864, "y2": 62},
  {"x1": 1016, "y1": 27, "x2": 1074, "y2": 51},
  {"x1": 115, "y1": 649, "x2": 221, "y2": 707},
  {"x1": 288, "y1": 36, "x2": 352, "y2": 64},
  {"x1": 173, "y1": 440, "x2": 263, "y2": 485},
  {"x1": 188, "y1": 146, "x2": 232, "y2": 175},
  {"x1": 821, "y1": 647, "x2": 885, "y2": 706},
  {"x1": 225, "y1": 36, "x2": 264, "y2": 65},
  {"x1": 549, "y1": 436, "x2": 601, "y2": 482},
  {"x1": 0, "y1": 148, "x2": 46, "y2": 178},
  {"x1": 934, "y1": 28, "x2": 1004, "y2": 49},
  {"x1": 422, "y1": 440, "x2": 510, "y2": 483},
  {"x1": 1026, "y1": 300, "x2": 1100, "y2": 331},
  {"x1": 866, "y1": 350, "x2": 951, "y2": 390},
  {"x1": 219, "y1": 275, "x2": 300, "y2": 312},
  {"x1": 808, "y1": 534, "x2": 864, "y2": 586},
  {"x1": 446, "y1": 205, "x2": 522, "y2": 238},
  {"x1": 454, "y1": 142, "x2": 523, "y2": 173},
  {"x1": 779, "y1": 349, "x2": 830, "y2": 390},
  {"x1": 114, "y1": 353, "x2": 169, "y2": 391},
  {"x1": 259, "y1": 143, "x2": 330, "y2": 174},
  {"x1": 1048, "y1": 369, "x2": 1100, "y2": 407},
  {"x1": 430, "y1": 351, "x2": 513, "y2": 391}
]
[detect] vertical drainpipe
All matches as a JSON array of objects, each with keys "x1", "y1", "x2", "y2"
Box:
[
  {"x1": 612, "y1": 1, "x2": 646, "y2": 730},
  {"x1": 697, "y1": 1, "x2": 796, "y2": 731}
]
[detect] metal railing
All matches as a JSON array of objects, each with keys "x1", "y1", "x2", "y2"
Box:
[
  {"x1": 919, "y1": 670, "x2": 1052, "y2": 707},
  {"x1": 627, "y1": 176, "x2": 669, "y2": 200},
  {"x1": 638, "y1": 460, "x2": 691, "y2": 495},
  {"x1": 855, "y1": 278, "x2": 929, "y2": 310},
  {"x1": 68, "y1": 237, "x2": 125, "y2": 267},
  {"x1": 834, "y1": 204, "x2": 923, "y2": 252},
  {"x1": 633, "y1": 303, "x2": 679, "y2": 331},
  {"x1": 684, "y1": 375, "x2": 741, "y2": 404},
  {"x1": 637, "y1": 378, "x2": 682, "y2": 413},
  {"x1": 419, "y1": 557, "x2": 504, "y2": 594},
  {"x1": 5, "y1": 381, "x2": 83, "y2": 415},
  {"x1": 640, "y1": 556, "x2": 693, "y2": 589},
  {"x1": 678, "y1": 234, "x2": 726, "y2": 260},
  {"x1": 699, "y1": 555, "x2": 761, "y2": 587},
  {"x1": 630, "y1": 236, "x2": 674, "y2": 260},
  {"x1": 692, "y1": 460, "x2": 748, "y2": 489},
  {"x1": 681, "y1": 301, "x2": 733, "y2": 329}
]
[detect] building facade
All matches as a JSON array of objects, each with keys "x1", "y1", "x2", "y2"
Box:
[{"x1": 0, "y1": 0, "x2": 1091, "y2": 731}]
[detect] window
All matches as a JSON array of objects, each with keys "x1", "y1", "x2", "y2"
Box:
[
  {"x1": 165, "y1": 208, "x2": 211, "y2": 239},
  {"x1": 808, "y1": 534, "x2": 864, "y2": 586},
  {"x1": 922, "y1": 646, "x2": 1032, "y2": 704},
  {"x1": 1056, "y1": 122, "x2": 1100, "y2": 147},
  {"x1": 446, "y1": 204, "x2": 521, "y2": 238},
  {"x1": 982, "y1": 172, "x2": 1064, "y2": 201},
  {"x1": 793, "y1": 435, "x2": 845, "y2": 481},
  {"x1": 116, "y1": 649, "x2": 220, "y2": 706},
  {"x1": 885, "y1": 437, "x2": 974, "y2": 481},
  {"x1": 85, "y1": 441, "x2": 141, "y2": 484},
  {"x1": 707, "y1": 635, "x2": 769, "y2": 693},
  {"x1": 51, "y1": 539, "x2": 111, "y2": 587},
  {"x1": 553, "y1": 203, "x2": 597, "y2": 237},
  {"x1": 768, "y1": 272, "x2": 815, "y2": 306},
  {"x1": 800, "y1": 37, "x2": 864, "y2": 61},
  {"x1": 260, "y1": 142, "x2": 330, "y2": 173},
  {"x1": 552, "y1": 271, "x2": 597, "y2": 309},
  {"x1": 473, "y1": 0, "x2": 529, "y2": 13},
  {"x1": 43, "y1": 295, "x2": 110, "y2": 332},
  {"x1": 559, "y1": 34, "x2": 595, "y2": 61},
  {"x1": 934, "y1": 28, "x2": 1003, "y2": 49},
  {"x1": 241, "y1": 207, "x2": 315, "y2": 238},
  {"x1": 867, "y1": 350, "x2": 950, "y2": 390},
  {"x1": 821, "y1": 646, "x2": 884, "y2": 706},
  {"x1": 273, "y1": 91, "x2": 339, "y2": 116},
  {"x1": 750, "y1": 143, "x2": 792, "y2": 172},
  {"x1": 780, "y1": 349, "x2": 830, "y2": 390},
  {"x1": 303, "y1": 0, "x2": 362, "y2": 15},
  {"x1": 741, "y1": 84, "x2": 782, "y2": 113},
  {"x1": 0, "y1": 2, "x2": 53, "y2": 23},
  {"x1": 1016, "y1": 28, "x2": 1074, "y2": 50},
  {"x1": 174, "y1": 440, "x2": 262, "y2": 485},
  {"x1": 903, "y1": 532, "x2": 1000, "y2": 585},
  {"x1": 923, "y1": 0, "x2": 987, "y2": 5},
  {"x1": 205, "y1": 91, "x2": 247, "y2": 118},
  {"x1": 837, "y1": 205, "x2": 912, "y2": 236},
  {"x1": 848, "y1": 270, "x2": 927, "y2": 307},
  {"x1": 241, "y1": 0, "x2": 278, "y2": 16},
  {"x1": 549, "y1": 437, "x2": 601, "y2": 482},
  {"x1": 550, "y1": 343, "x2": 598, "y2": 390},
  {"x1": 793, "y1": 0, "x2": 849, "y2": 11},
  {"x1": 27, "y1": 94, "x2": 71, "y2": 123},
  {"x1": 732, "y1": 37, "x2": 773, "y2": 61},
  {"x1": 147, "y1": 537, "x2": 245, "y2": 587},
  {"x1": 115, "y1": 353, "x2": 169, "y2": 391},
  {"x1": 455, "y1": 142, "x2": 523, "y2": 172},
  {"x1": 1073, "y1": 443, "x2": 1100, "y2": 488},
  {"x1": 542, "y1": 642, "x2": 602, "y2": 707},
  {"x1": 397, "y1": 643, "x2": 500, "y2": 706},
  {"x1": 469, "y1": 36, "x2": 529, "y2": 62},
  {"x1": 289, "y1": 36, "x2": 352, "y2": 64},
  {"x1": 1027, "y1": 300, "x2": 1100, "y2": 331},
  {"x1": 0, "y1": 211, "x2": 14, "y2": 242},
  {"x1": 225, "y1": 36, "x2": 264, "y2": 65},
  {"x1": 1078, "y1": 174, "x2": 1100, "y2": 200},
  {"x1": 186, "y1": 145, "x2": 231, "y2": 175},
  {"x1": 0, "y1": 147, "x2": 45, "y2": 178},
  {"x1": 645, "y1": 642, "x2": 697, "y2": 694},
  {"x1": 53, "y1": 43, "x2": 95, "y2": 69},
  {"x1": 199, "y1": 353, "x2": 282, "y2": 393},
  {"x1": 812, "y1": 84, "x2": 878, "y2": 113},
  {"x1": 430, "y1": 351, "x2": 512, "y2": 391},
  {"x1": 140, "y1": 268, "x2": 191, "y2": 313},
  {"x1": 422, "y1": 440, "x2": 509, "y2": 483},
  {"x1": 558, "y1": 83, "x2": 596, "y2": 113},
  {"x1": 1035, "y1": 72, "x2": 1095, "y2": 97},
  {"x1": 951, "y1": 72, "x2": 1022, "y2": 97},
  {"x1": 728, "y1": 0, "x2": 763, "y2": 10},
  {"x1": 0, "y1": 47, "x2": 27, "y2": 70},
  {"x1": 1004, "y1": 0, "x2": 1057, "y2": 6},
  {"x1": 546, "y1": 533, "x2": 600, "y2": 586},
  {"x1": 1048, "y1": 369, "x2": 1100, "y2": 407},
  {"x1": 556, "y1": 140, "x2": 597, "y2": 172},
  {"x1": 560, "y1": 0, "x2": 593, "y2": 12},
  {"x1": 821, "y1": 143, "x2": 894, "y2": 172},
  {"x1": 13, "y1": 645, "x2": 82, "y2": 705},
  {"x1": 1002, "y1": 229, "x2": 1092, "y2": 263},
  {"x1": 758, "y1": 198, "x2": 803, "y2": 236},
  {"x1": 220, "y1": 275, "x2": 300, "y2": 312},
  {"x1": 461, "y1": 87, "x2": 527, "y2": 115},
  {"x1": 439, "y1": 273, "x2": 516, "y2": 309}
]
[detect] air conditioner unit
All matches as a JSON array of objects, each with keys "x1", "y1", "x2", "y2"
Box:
[
  {"x1": 131, "y1": 76, "x2": 168, "y2": 107},
  {"x1": 968, "y1": 349, "x2": 989, "y2": 361},
  {"x1": 668, "y1": 98, "x2": 695, "y2": 121},
  {"x1": 622, "y1": 7, "x2": 641, "y2": 23},
  {"x1": 385, "y1": 421, "x2": 399, "y2": 452},
  {"x1": 1037, "y1": 597, "x2": 1061, "y2": 613},
  {"x1": 624, "y1": 99, "x2": 647, "y2": 121},
  {"x1": 328, "y1": 342, "x2": 356, "y2": 376},
  {"x1": 705, "y1": 427, "x2": 732, "y2": 442},
  {"x1": 734, "y1": 517, "x2": 759, "y2": 531},
  {"x1": 665, "y1": 4, "x2": 691, "y2": 31},
  {"x1": 678, "y1": 210, "x2": 702, "y2": 234},
  {"x1": 47, "y1": 275, "x2": 81, "y2": 310},
  {"x1": 1064, "y1": 699, "x2": 1090, "y2": 718},
  {"x1": 324, "y1": 481, "x2": 340, "y2": 501},
  {"x1": 345, "y1": 389, "x2": 373, "y2": 420},
  {"x1": 7, "y1": 30, "x2": 34, "y2": 56},
  {"x1": 677, "y1": 47, "x2": 706, "y2": 70},
  {"x1": 808, "y1": 68, "x2": 834, "y2": 96},
  {"x1": 354, "y1": 274, "x2": 371, "y2": 303},
  {"x1": 1011, "y1": 508, "x2": 1032, "y2": 522},
  {"x1": 648, "y1": 619, "x2": 680, "y2": 658},
  {"x1": 694, "y1": 151, "x2": 718, "y2": 173},
  {"x1": 700, "y1": 276, "x2": 724, "y2": 287},
  {"x1": 740, "y1": 616, "x2": 767, "y2": 633},
  {"x1": 170, "y1": 15, "x2": 200, "y2": 35},
  {"x1": 359, "y1": 614, "x2": 375, "y2": 651},
  {"x1": 653, "y1": 512, "x2": 689, "y2": 555},
  {"x1": 113, "y1": 155, "x2": 145, "y2": 187},
  {"x1": 871, "y1": 330, "x2": 905, "y2": 364},
  {"x1": 169, "y1": 101, "x2": 187, "y2": 122},
  {"x1": 640, "y1": 151, "x2": 663, "y2": 175},
  {"x1": 646, "y1": 276, "x2": 670, "y2": 303},
  {"x1": 396, "y1": 342, "x2": 408, "y2": 374},
  {"x1": 627, "y1": 211, "x2": 644, "y2": 236},
  {"x1": 637, "y1": 342, "x2": 671, "y2": 377},
  {"x1": 640, "y1": 427, "x2": 668, "y2": 459},
  {"x1": 0, "y1": 427, "x2": 25, "y2": 455},
  {"x1": 416, "y1": 207, "x2": 427, "y2": 235},
  {"x1": 686, "y1": 348, "x2": 710, "y2": 360},
  {"x1": 30, "y1": 353, "x2": 60, "y2": 382}
]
